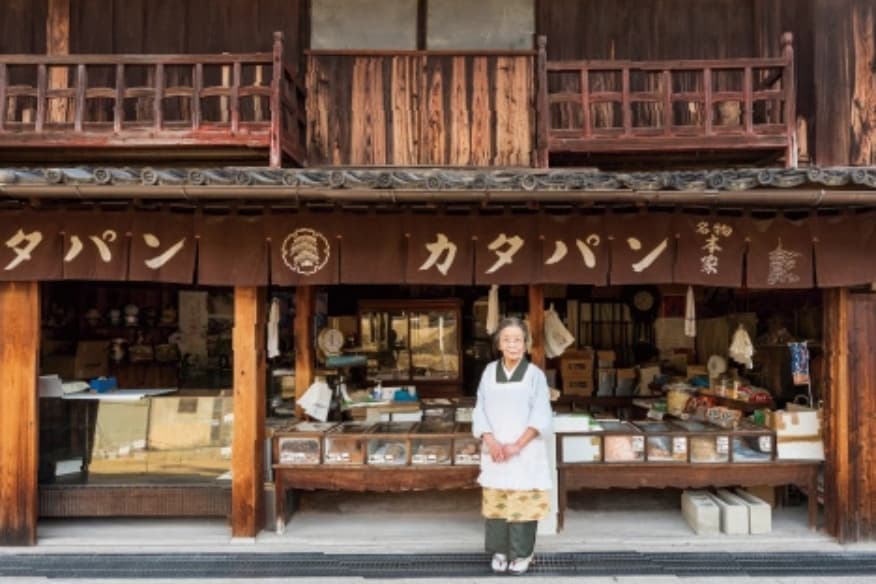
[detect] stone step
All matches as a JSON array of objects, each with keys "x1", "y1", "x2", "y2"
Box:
[
  {"x1": 711, "y1": 489, "x2": 750, "y2": 535},
  {"x1": 733, "y1": 488, "x2": 773, "y2": 534},
  {"x1": 681, "y1": 489, "x2": 720, "y2": 535}
]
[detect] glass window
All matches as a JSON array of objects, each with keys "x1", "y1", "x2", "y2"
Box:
[
  {"x1": 311, "y1": 0, "x2": 417, "y2": 50},
  {"x1": 426, "y1": 0, "x2": 534, "y2": 50}
]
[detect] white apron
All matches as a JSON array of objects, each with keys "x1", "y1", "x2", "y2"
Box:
[{"x1": 477, "y1": 372, "x2": 553, "y2": 491}]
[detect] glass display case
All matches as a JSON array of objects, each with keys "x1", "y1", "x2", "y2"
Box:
[
  {"x1": 366, "y1": 421, "x2": 416, "y2": 466},
  {"x1": 324, "y1": 422, "x2": 372, "y2": 465},
  {"x1": 411, "y1": 419, "x2": 455, "y2": 465},
  {"x1": 273, "y1": 421, "x2": 337, "y2": 465},
  {"x1": 671, "y1": 420, "x2": 730, "y2": 463},
  {"x1": 559, "y1": 434, "x2": 602, "y2": 463},
  {"x1": 729, "y1": 423, "x2": 776, "y2": 463},
  {"x1": 633, "y1": 421, "x2": 688, "y2": 463},
  {"x1": 358, "y1": 300, "x2": 462, "y2": 396},
  {"x1": 452, "y1": 422, "x2": 481, "y2": 465},
  {"x1": 557, "y1": 421, "x2": 644, "y2": 463},
  {"x1": 600, "y1": 421, "x2": 645, "y2": 463}
]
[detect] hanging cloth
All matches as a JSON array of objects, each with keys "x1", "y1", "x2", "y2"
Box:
[
  {"x1": 486, "y1": 284, "x2": 500, "y2": 335},
  {"x1": 544, "y1": 303, "x2": 575, "y2": 358},
  {"x1": 728, "y1": 323, "x2": 754, "y2": 369},
  {"x1": 267, "y1": 297, "x2": 280, "y2": 359},
  {"x1": 789, "y1": 341, "x2": 811, "y2": 385},
  {"x1": 684, "y1": 286, "x2": 697, "y2": 338}
]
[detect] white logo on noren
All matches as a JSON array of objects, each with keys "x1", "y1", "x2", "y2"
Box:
[{"x1": 281, "y1": 228, "x2": 330, "y2": 275}]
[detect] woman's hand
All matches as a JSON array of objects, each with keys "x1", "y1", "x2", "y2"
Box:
[
  {"x1": 501, "y1": 442, "x2": 522, "y2": 459},
  {"x1": 482, "y1": 433, "x2": 505, "y2": 463}
]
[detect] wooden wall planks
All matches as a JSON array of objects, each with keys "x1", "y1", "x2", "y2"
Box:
[
  {"x1": 0, "y1": 282, "x2": 40, "y2": 546},
  {"x1": 307, "y1": 53, "x2": 535, "y2": 166}
]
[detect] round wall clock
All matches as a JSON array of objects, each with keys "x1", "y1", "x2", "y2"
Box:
[{"x1": 626, "y1": 286, "x2": 661, "y2": 321}]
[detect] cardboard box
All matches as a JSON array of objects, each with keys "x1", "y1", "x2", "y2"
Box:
[
  {"x1": 615, "y1": 368, "x2": 637, "y2": 397},
  {"x1": 41, "y1": 340, "x2": 109, "y2": 380},
  {"x1": 563, "y1": 378, "x2": 594, "y2": 396},
  {"x1": 741, "y1": 485, "x2": 777, "y2": 507},
  {"x1": 596, "y1": 350, "x2": 616, "y2": 367},
  {"x1": 687, "y1": 364, "x2": 708, "y2": 378},
  {"x1": 560, "y1": 349, "x2": 594, "y2": 382},
  {"x1": 770, "y1": 407, "x2": 824, "y2": 461},
  {"x1": 596, "y1": 368, "x2": 616, "y2": 396},
  {"x1": 638, "y1": 365, "x2": 661, "y2": 396}
]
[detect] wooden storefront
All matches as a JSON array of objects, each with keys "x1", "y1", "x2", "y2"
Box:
[{"x1": 2, "y1": 0, "x2": 876, "y2": 546}]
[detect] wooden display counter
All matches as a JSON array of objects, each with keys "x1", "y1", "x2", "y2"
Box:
[
  {"x1": 272, "y1": 465, "x2": 480, "y2": 533},
  {"x1": 557, "y1": 460, "x2": 821, "y2": 531}
]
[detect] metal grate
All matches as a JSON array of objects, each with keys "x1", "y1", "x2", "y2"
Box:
[{"x1": 2, "y1": 552, "x2": 876, "y2": 579}]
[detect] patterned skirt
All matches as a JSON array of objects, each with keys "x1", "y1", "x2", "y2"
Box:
[{"x1": 481, "y1": 487, "x2": 551, "y2": 522}]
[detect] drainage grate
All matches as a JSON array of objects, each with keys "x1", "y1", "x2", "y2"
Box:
[{"x1": 1, "y1": 552, "x2": 875, "y2": 579}]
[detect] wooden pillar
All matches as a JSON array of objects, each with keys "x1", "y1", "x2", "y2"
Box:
[
  {"x1": 825, "y1": 289, "x2": 876, "y2": 541},
  {"x1": 528, "y1": 284, "x2": 545, "y2": 370},
  {"x1": 822, "y1": 288, "x2": 876, "y2": 542},
  {"x1": 231, "y1": 287, "x2": 266, "y2": 538},
  {"x1": 46, "y1": 0, "x2": 70, "y2": 123},
  {"x1": 294, "y1": 286, "x2": 315, "y2": 415},
  {"x1": 823, "y1": 288, "x2": 849, "y2": 540},
  {"x1": 0, "y1": 282, "x2": 40, "y2": 546}
]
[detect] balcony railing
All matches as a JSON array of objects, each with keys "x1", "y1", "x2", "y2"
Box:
[
  {"x1": 0, "y1": 32, "x2": 305, "y2": 167},
  {"x1": 0, "y1": 32, "x2": 797, "y2": 170},
  {"x1": 537, "y1": 33, "x2": 797, "y2": 167}
]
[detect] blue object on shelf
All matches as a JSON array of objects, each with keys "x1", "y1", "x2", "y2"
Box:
[
  {"x1": 325, "y1": 354, "x2": 367, "y2": 368},
  {"x1": 393, "y1": 388, "x2": 416, "y2": 401},
  {"x1": 89, "y1": 376, "x2": 117, "y2": 393}
]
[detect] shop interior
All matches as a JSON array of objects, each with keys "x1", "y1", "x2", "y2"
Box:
[{"x1": 37, "y1": 280, "x2": 825, "y2": 539}]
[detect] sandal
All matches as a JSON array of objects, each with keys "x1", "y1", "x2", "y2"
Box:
[
  {"x1": 508, "y1": 554, "x2": 534, "y2": 575},
  {"x1": 491, "y1": 553, "x2": 508, "y2": 573}
]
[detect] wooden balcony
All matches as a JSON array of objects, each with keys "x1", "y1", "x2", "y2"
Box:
[
  {"x1": 0, "y1": 33, "x2": 797, "y2": 170},
  {"x1": 0, "y1": 32, "x2": 305, "y2": 167},
  {"x1": 537, "y1": 34, "x2": 797, "y2": 167},
  {"x1": 305, "y1": 49, "x2": 537, "y2": 167}
]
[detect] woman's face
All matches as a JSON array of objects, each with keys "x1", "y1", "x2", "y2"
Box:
[{"x1": 498, "y1": 325, "x2": 526, "y2": 363}]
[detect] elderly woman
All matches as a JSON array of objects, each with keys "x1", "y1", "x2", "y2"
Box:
[{"x1": 472, "y1": 316, "x2": 553, "y2": 575}]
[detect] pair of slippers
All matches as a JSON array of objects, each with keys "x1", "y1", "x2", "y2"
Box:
[{"x1": 491, "y1": 553, "x2": 534, "y2": 575}]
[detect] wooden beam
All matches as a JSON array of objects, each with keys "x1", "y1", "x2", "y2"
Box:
[
  {"x1": 294, "y1": 286, "x2": 315, "y2": 416},
  {"x1": 823, "y1": 288, "x2": 850, "y2": 540},
  {"x1": 814, "y1": 0, "x2": 853, "y2": 165},
  {"x1": 231, "y1": 287, "x2": 266, "y2": 538},
  {"x1": 528, "y1": 284, "x2": 545, "y2": 370},
  {"x1": 0, "y1": 282, "x2": 40, "y2": 546},
  {"x1": 46, "y1": 0, "x2": 70, "y2": 124}
]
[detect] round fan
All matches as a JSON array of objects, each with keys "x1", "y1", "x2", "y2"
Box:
[
  {"x1": 707, "y1": 354, "x2": 728, "y2": 379},
  {"x1": 317, "y1": 328, "x2": 345, "y2": 357}
]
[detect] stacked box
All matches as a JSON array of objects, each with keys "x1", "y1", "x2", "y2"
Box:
[
  {"x1": 770, "y1": 407, "x2": 824, "y2": 460},
  {"x1": 596, "y1": 350, "x2": 616, "y2": 396},
  {"x1": 560, "y1": 349, "x2": 594, "y2": 396}
]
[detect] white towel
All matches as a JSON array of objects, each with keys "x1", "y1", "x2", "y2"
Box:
[
  {"x1": 267, "y1": 297, "x2": 280, "y2": 359},
  {"x1": 729, "y1": 324, "x2": 754, "y2": 369},
  {"x1": 486, "y1": 284, "x2": 500, "y2": 335},
  {"x1": 684, "y1": 285, "x2": 696, "y2": 338}
]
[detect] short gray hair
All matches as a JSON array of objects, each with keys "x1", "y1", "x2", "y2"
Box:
[{"x1": 493, "y1": 316, "x2": 530, "y2": 350}]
